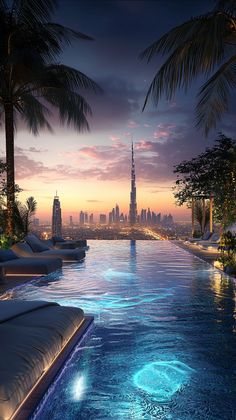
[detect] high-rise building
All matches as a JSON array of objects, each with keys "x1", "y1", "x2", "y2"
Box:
[
  {"x1": 99, "y1": 214, "x2": 106, "y2": 224},
  {"x1": 69, "y1": 216, "x2": 73, "y2": 227},
  {"x1": 52, "y1": 193, "x2": 62, "y2": 237},
  {"x1": 89, "y1": 213, "x2": 94, "y2": 224},
  {"x1": 115, "y1": 203, "x2": 120, "y2": 223},
  {"x1": 79, "y1": 211, "x2": 85, "y2": 225},
  {"x1": 129, "y1": 141, "x2": 137, "y2": 225},
  {"x1": 85, "y1": 212, "x2": 88, "y2": 224}
]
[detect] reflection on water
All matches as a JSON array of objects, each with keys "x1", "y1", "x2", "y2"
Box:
[{"x1": 9, "y1": 240, "x2": 236, "y2": 420}]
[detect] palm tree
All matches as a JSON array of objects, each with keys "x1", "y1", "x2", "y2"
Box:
[
  {"x1": 141, "y1": 0, "x2": 236, "y2": 135},
  {"x1": 194, "y1": 200, "x2": 210, "y2": 234},
  {"x1": 14, "y1": 196, "x2": 37, "y2": 236},
  {"x1": 0, "y1": 0, "x2": 101, "y2": 235}
]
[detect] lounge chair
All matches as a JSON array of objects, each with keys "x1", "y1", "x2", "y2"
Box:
[
  {"x1": 0, "y1": 300, "x2": 93, "y2": 420},
  {"x1": 197, "y1": 232, "x2": 220, "y2": 250},
  {"x1": 0, "y1": 249, "x2": 62, "y2": 276},
  {"x1": 51, "y1": 236, "x2": 87, "y2": 249},
  {"x1": 12, "y1": 234, "x2": 86, "y2": 262},
  {"x1": 185, "y1": 231, "x2": 212, "y2": 244}
]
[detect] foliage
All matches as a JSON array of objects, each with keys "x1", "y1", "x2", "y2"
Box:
[
  {"x1": 174, "y1": 134, "x2": 236, "y2": 228},
  {"x1": 0, "y1": 234, "x2": 19, "y2": 249},
  {"x1": 217, "y1": 231, "x2": 236, "y2": 272},
  {"x1": 0, "y1": 0, "x2": 102, "y2": 234},
  {"x1": 0, "y1": 195, "x2": 37, "y2": 239},
  {"x1": 140, "y1": 0, "x2": 236, "y2": 135}
]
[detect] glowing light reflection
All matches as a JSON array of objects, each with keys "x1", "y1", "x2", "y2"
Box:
[
  {"x1": 71, "y1": 373, "x2": 87, "y2": 401},
  {"x1": 133, "y1": 361, "x2": 194, "y2": 401}
]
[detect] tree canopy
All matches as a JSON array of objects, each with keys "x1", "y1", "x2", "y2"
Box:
[{"x1": 174, "y1": 134, "x2": 236, "y2": 227}]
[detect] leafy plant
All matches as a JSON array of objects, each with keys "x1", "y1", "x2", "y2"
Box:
[
  {"x1": 217, "y1": 231, "x2": 236, "y2": 273},
  {"x1": 174, "y1": 135, "x2": 236, "y2": 229}
]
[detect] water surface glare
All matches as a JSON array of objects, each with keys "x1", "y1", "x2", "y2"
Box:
[{"x1": 9, "y1": 240, "x2": 236, "y2": 419}]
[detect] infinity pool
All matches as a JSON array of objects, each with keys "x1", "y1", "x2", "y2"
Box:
[{"x1": 9, "y1": 241, "x2": 236, "y2": 419}]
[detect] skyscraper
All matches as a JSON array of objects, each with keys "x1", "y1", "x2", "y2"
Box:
[
  {"x1": 52, "y1": 193, "x2": 62, "y2": 237},
  {"x1": 129, "y1": 141, "x2": 137, "y2": 225}
]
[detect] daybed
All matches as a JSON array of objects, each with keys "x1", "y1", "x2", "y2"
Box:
[
  {"x1": 197, "y1": 232, "x2": 220, "y2": 250},
  {"x1": 0, "y1": 250, "x2": 62, "y2": 276},
  {"x1": 0, "y1": 300, "x2": 93, "y2": 420},
  {"x1": 12, "y1": 236, "x2": 85, "y2": 263},
  {"x1": 51, "y1": 236, "x2": 87, "y2": 249}
]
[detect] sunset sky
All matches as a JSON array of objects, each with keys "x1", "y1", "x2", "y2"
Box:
[{"x1": 3, "y1": 0, "x2": 236, "y2": 223}]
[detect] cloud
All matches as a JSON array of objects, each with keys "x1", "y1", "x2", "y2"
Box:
[{"x1": 87, "y1": 199, "x2": 104, "y2": 203}]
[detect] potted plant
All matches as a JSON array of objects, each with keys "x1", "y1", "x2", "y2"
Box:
[{"x1": 217, "y1": 231, "x2": 236, "y2": 275}]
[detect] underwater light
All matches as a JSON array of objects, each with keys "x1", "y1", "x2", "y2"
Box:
[
  {"x1": 71, "y1": 373, "x2": 87, "y2": 401},
  {"x1": 133, "y1": 360, "x2": 194, "y2": 401}
]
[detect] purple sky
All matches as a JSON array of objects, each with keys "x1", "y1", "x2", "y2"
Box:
[{"x1": 6, "y1": 0, "x2": 236, "y2": 222}]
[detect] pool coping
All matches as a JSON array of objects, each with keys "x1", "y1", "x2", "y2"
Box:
[{"x1": 12, "y1": 315, "x2": 94, "y2": 420}]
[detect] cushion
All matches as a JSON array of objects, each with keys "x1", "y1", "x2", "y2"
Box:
[
  {"x1": 25, "y1": 234, "x2": 49, "y2": 253},
  {"x1": 202, "y1": 231, "x2": 211, "y2": 240},
  {"x1": 210, "y1": 232, "x2": 220, "y2": 242},
  {"x1": 0, "y1": 250, "x2": 19, "y2": 262},
  {"x1": 52, "y1": 236, "x2": 65, "y2": 244}
]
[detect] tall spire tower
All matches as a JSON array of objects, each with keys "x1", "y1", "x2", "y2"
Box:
[
  {"x1": 129, "y1": 141, "x2": 137, "y2": 225},
  {"x1": 52, "y1": 192, "x2": 62, "y2": 237}
]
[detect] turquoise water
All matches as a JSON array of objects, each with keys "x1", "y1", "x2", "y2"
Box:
[{"x1": 9, "y1": 240, "x2": 236, "y2": 419}]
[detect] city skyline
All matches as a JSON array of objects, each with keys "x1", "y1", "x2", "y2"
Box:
[{"x1": 1, "y1": 0, "x2": 233, "y2": 222}]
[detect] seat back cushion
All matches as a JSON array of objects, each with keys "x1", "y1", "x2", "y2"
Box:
[
  {"x1": 52, "y1": 236, "x2": 65, "y2": 244},
  {"x1": 202, "y1": 231, "x2": 211, "y2": 240},
  {"x1": 25, "y1": 234, "x2": 49, "y2": 252},
  {"x1": 0, "y1": 250, "x2": 19, "y2": 262}
]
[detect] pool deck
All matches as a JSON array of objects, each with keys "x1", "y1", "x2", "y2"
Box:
[{"x1": 173, "y1": 240, "x2": 219, "y2": 266}]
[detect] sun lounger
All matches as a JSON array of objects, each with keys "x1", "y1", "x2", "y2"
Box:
[
  {"x1": 12, "y1": 235, "x2": 86, "y2": 262},
  {"x1": 0, "y1": 250, "x2": 62, "y2": 276},
  {"x1": 185, "y1": 231, "x2": 212, "y2": 244},
  {"x1": 51, "y1": 236, "x2": 87, "y2": 249},
  {"x1": 197, "y1": 232, "x2": 220, "y2": 250},
  {"x1": 0, "y1": 300, "x2": 93, "y2": 420}
]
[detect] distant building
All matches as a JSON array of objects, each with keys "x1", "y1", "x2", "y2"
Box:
[
  {"x1": 52, "y1": 193, "x2": 62, "y2": 237},
  {"x1": 69, "y1": 216, "x2": 73, "y2": 227},
  {"x1": 99, "y1": 214, "x2": 107, "y2": 224},
  {"x1": 129, "y1": 141, "x2": 137, "y2": 225},
  {"x1": 85, "y1": 212, "x2": 88, "y2": 224},
  {"x1": 115, "y1": 203, "x2": 120, "y2": 223},
  {"x1": 79, "y1": 211, "x2": 85, "y2": 225},
  {"x1": 89, "y1": 213, "x2": 94, "y2": 224}
]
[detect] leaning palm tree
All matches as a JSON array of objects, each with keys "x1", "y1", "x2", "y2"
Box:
[
  {"x1": 141, "y1": 0, "x2": 236, "y2": 135},
  {"x1": 0, "y1": 0, "x2": 101, "y2": 235}
]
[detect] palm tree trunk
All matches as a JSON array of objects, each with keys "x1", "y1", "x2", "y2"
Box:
[{"x1": 4, "y1": 102, "x2": 15, "y2": 235}]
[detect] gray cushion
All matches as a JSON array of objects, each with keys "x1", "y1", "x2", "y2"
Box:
[
  {"x1": 0, "y1": 303, "x2": 85, "y2": 420},
  {"x1": 0, "y1": 250, "x2": 18, "y2": 262},
  {"x1": 0, "y1": 257, "x2": 62, "y2": 275},
  {"x1": 11, "y1": 242, "x2": 34, "y2": 257},
  {"x1": 25, "y1": 234, "x2": 49, "y2": 252}
]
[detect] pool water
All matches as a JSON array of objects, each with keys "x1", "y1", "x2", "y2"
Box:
[{"x1": 9, "y1": 241, "x2": 236, "y2": 419}]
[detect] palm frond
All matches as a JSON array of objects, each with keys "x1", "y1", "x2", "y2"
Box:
[
  {"x1": 216, "y1": 0, "x2": 236, "y2": 15},
  {"x1": 14, "y1": 0, "x2": 57, "y2": 25},
  {"x1": 42, "y1": 87, "x2": 91, "y2": 131},
  {"x1": 196, "y1": 55, "x2": 236, "y2": 135},
  {"x1": 15, "y1": 94, "x2": 52, "y2": 134},
  {"x1": 141, "y1": 11, "x2": 231, "y2": 109},
  {"x1": 44, "y1": 64, "x2": 103, "y2": 94},
  {"x1": 46, "y1": 23, "x2": 93, "y2": 43}
]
